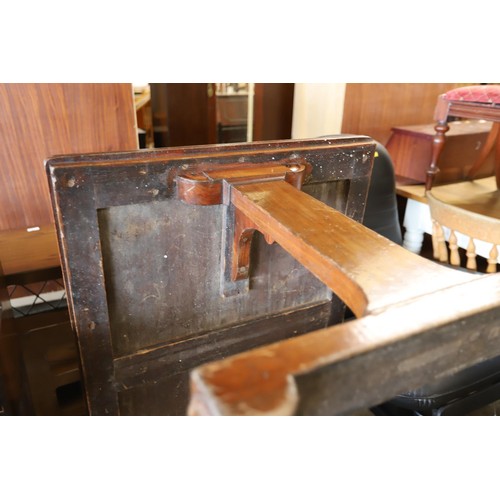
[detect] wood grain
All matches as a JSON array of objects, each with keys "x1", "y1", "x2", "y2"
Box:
[
  {"x1": 0, "y1": 225, "x2": 59, "y2": 277},
  {"x1": 46, "y1": 136, "x2": 375, "y2": 415},
  {"x1": 341, "y1": 83, "x2": 469, "y2": 144},
  {"x1": 231, "y1": 180, "x2": 474, "y2": 317},
  {"x1": 189, "y1": 273, "x2": 500, "y2": 416},
  {"x1": 0, "y1": 84, "x2": 138, "y2": 231}
]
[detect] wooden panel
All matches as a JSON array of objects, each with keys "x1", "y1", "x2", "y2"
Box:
[
  {"x1": 46, "y1": 136, "x2": 375, "y2": 415},
  {"x1": 0, "y1": 84, "x2": 138, "y2": 231},
  {"x1": 253, "y1": 83, "x2": 295, "y2": 141},
  {"x1": 341, "y1": 83, "x2": 470, "y2": 145},
  {"x1": 150, "y1": 83, "x2": 217, "y2": 147}
]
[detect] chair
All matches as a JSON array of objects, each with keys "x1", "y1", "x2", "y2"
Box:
[
  {"x1": 186, "y1": 143, "x2": 500, "y2": 416},
  {"x1": 365, "y1": 143, "x2": 500, "y2": 415},
  {"x1": 426, "y1": 192, "x2": 499, "y2": 273},
  {"x1": 426, "y1": 84, "x2": 500, "y2": 190},
  {"x1": 423, "y1": 85, "x2": 500, "y2": 274}
]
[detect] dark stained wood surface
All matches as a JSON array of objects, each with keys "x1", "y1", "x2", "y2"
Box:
[
  {"x1": 46, "y1": 136, "x2": 376, "y2": 415},
  {"x1": 0, "y1": 84, "x2": 138, "y2": 231},
  {"x1": 0, "y1": 260, "x2": 17, "y2": 414}
]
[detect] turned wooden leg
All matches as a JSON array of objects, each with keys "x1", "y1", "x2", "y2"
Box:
[{"x1": 426, "y1": 120, "x2": 450, "y2": 191}]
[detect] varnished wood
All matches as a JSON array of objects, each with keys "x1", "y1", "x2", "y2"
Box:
[
  {"x1": 0, "y1": 84, "x2": 138, "y2": 231},
  {"x1": 426, "y1": 121, "x2": 449, "y2": 190},
  {"x1": 176, "y1": 162, "x2": 308, "y2": 206},
  {"x1": 467, "y1": 123, "x2": 500, "y2": 180},
  {"x1": 230, "y1": 180, "x2": 473, "y2": 317},
  {"x1": 426, "y1": 191, "x2": 500, "y2": 272},
  {"x1": 341, "y1": 83, "x2": 469, "y2": 144},
  {"x1": 0, "y1": 225, "x2": 60, "y2": 279},
  {"x1": 47, "y1": 136, "x2": 375, "y2": 415},
  {"x1": 427, "y1": 91, "x2": 500, "y2": 190},
  {"x1": 0, "y1": 261, "x2": 18, "y2": 414},
  {"x1": 252, "y1": 84, "x2": 295, "y2": 141},
  {"x1": 387, "y1": 120, "x2": 494, "y2": 185},
  {"x1": 396, "y1": 176, "x2": 500, "y2": 218},
  {"x1": 188, "y1": 273, "x2": 500, "y2": 416}
]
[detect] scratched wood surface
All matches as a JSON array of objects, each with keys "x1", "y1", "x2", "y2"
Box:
[
  {"x1": 47, "y1": 136, "x2": 375, "y2": 415},
  {"x1": 188, "y1": 271, "x2": 500, "y2": 416}
]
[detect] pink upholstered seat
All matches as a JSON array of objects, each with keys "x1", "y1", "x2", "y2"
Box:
[
  {"x1": 443, "y1": 85, "x2": 500, "y2": 105},
  {"x1": 426, "y1": 85, "x2": 500, "y2": 190}
]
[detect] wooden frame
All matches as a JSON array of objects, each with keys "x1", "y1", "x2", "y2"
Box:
[
  {"x1": 47, "y1": 137, "x2": 376, "y2": 415},
  {"x1": 189, "y1": 272, "x2": 500, "y2": 415}
]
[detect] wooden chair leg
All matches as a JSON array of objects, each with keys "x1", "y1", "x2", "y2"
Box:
[{"x1": 426, "y1": 120, "x2": 450, "y2": 191}]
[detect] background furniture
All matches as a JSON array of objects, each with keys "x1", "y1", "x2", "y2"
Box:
[
  {"x1": 341, "y1": 83, "x2": 469, "y2": 144},
  {"x1": 421, "y1": 85, "x2": 500, "y2": 271},
  {"x1": 397, "y1": 177, "x2": 499, "y2": 263},
  {"x1": 387, "y1": 120, "x2": 495, "y2": 184},
  {"x1": 427, "y1": 191, "x2": 499, "y2": 273},
  {"x1": 426, "y1": 84, "x2": 500, "y2": 190},
  {"x1": 0, "y1": 84, "x2": 138, "y2": 414}
]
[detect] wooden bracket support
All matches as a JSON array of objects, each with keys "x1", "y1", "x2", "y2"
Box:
[
  {"x1": 177, "y1": 163, "x2": 474, "y2": 314},
  {"x1": 177, "y1": 162, "x2": 309, "y2": 295}
]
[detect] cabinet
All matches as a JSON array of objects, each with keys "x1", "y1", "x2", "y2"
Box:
[{"x1": 386, "y1": 120, "x2": 495, "y2": 184}]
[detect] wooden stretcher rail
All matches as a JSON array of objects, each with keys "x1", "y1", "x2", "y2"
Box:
[{"x1": 187, "y1": 177, "x2": 497, "y2": 415}]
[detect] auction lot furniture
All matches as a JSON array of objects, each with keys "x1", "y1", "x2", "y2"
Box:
[{"x1": 47, "y1": 137, "x2": 499, "y2": 416}]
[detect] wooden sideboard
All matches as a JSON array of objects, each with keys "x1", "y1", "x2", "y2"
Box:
[{"x1": 387, "y1": 120, "x2": 495, "y2": 184}]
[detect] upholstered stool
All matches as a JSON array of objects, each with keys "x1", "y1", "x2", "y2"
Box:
[{"x1": 426, "y1": 84, "x2": 500, "y2": 190}]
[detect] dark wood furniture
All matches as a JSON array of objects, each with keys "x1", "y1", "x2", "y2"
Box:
[
  {"x1": 46, "y1": 136, "x2": 376, "y2": 415},
  {"x1": 0, "y1": 226, "x2": 83, "y2": 415},
  {"x1": 387, "y1": 120, "x2": 495, "y2": 185},
  {"x1": 0, "y1": 261, "x2": 15, "y2": 415}
]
